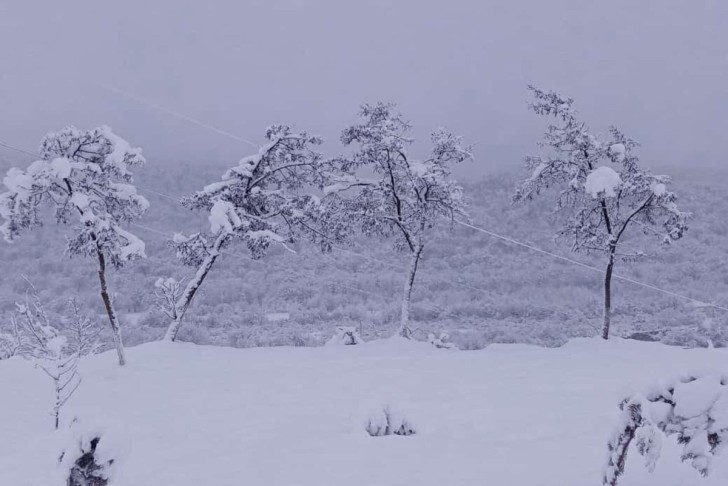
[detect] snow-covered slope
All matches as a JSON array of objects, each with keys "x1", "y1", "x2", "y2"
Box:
[{"x1": 1, "y1": 338, "x2": 726, "y2": 485}]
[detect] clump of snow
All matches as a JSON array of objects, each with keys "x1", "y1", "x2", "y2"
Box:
[
  {"x1": 585, "y1": 166, "x2": 622, "y2": 198},
  {"x1": 247, "y1": 230, "x2": 284, "y2": 244},
  {"x1": 101, "y1": 125, "x2": 144, "y2": 171},
  {"x1": 609, "y1": 143, "x2": 626, "y2": 162},
  {"x1": 70, "y1": 193, "x2": 91, "y2": 211},
  {"x1": 223, "y1": 154, "x2": 261, "y2": 180},
  {"x1": 50, "y1": 157, "x2": 72, "y2": 179},
  {"x1": 408, "y1": 160, "x2": 429, "y2": 177},
  {"x1": 3, "y1": 167, "x2": 33, "y2": 193},
  {"x1": 604, "y1": 372, "x2": 728, "y2": 485},
  {"x1": 673, "y1": 373, "x2": 723, "y2": 418},
  {"x1": 116, "y1": 227, "x2": 147, "y2": 260},
  {"x1": 651, "y1": 182, "x2": 667, "y2": 196},
  {"x1": 208, "y1": 200, "x2": 241, "y2": 235},
  {"x1": 326, "y1": 326, "x2": 362, "y2": 346}
]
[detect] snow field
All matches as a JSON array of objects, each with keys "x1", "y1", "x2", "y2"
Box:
[{"x1": 1, "y1": 337, "x2": 726, "y2": 485}]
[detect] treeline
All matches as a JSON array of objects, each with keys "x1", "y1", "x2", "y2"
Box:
[{"x1": 1, "y1": 90, "x2": 726, "y2": 359}]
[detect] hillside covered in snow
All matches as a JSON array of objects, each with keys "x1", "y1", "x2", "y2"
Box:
[{"x1": 0, "y1": 162, "x2": 726, "y2": 350}]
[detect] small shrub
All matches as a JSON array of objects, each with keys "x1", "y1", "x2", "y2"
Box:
[
  {"x1": 365, "y1": 406, "x2": 416, "y2": 437},
  {"x1": 428, "y1": 332, "x2": 456, "y2": 349},
  {"x1": 326, "y1": 326, "x2": 363, "y2": 346}
]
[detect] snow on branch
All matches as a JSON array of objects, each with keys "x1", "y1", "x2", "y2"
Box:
[
  {"x1": 322, "y1": 102, "x2": 472, "y2": 338},
  {"x1": 0, "y1": 126, "x2": 148, "y2": 267},
  {"x1": 603, "y1": 373, "x2": 728, "y2": 485},
  {"x1": 164, "y1": 124, "x2": 345, "y2": 342},
  {"x1": 176, "y1": 124, "x2": 331, "y2": 259},
  {"x1": 324, "y1": 102, "x2": 472, "y2": 253},
  {"x1": 514, "y1": 88, "x2": 690, "y2": 257}
]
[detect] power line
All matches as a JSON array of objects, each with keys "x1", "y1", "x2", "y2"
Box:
[
  {"x1": 3, "y1": 129, "x2": 712, "y2": 312},
  {"x1": 5, "y1": 86, "x2": 728, "y2": 314},
  {"x1": 86, "y1": 88, "x2": 724, "y2": 311},
  {"x1": 0, "y1": 140, "x2": 39, "y2": 158},
  {"x1": 135, "y1": 185, "x2": 183, "y2": 202},
  {"x1": 98, "y1": 84, "x2": 261, "y2": 150},
  {"x1": 455, "y1": 219, "x2": 728, "y2": 312}
]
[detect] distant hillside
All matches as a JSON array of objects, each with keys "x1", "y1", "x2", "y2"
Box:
[{"x1": 1, "y1": 157, "x2": 727, "y2": 349}]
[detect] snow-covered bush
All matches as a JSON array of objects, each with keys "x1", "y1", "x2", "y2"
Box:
[
  {"x1": 515, "y1": 87, "x2": 690, "y2": 340},
  {"x1": 326, "y1": 326, "x2": 362, "y2": 346},
  {"x1": 325, "y1": 102, "x2": 472, "y2": 338},
  {"x1": 365, "y1": 406, "x2": 416, "y2": 437},
  {"x1": 0, "y1": 126, "x2": 148, "y2": 365},
  {"x1": 603, "y1": 373, "x2": 728, "y2": 485},
  {"x1": 428, "y1": 332, "x2": 456, "y2": 349}
]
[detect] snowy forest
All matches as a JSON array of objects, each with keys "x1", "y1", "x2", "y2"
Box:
[
  {"x1": 1, "y1": 1, "x2": 727, "y2": 485},
  {"x1": 0, "y1": 108, "x2": 722, "y2": 352}
]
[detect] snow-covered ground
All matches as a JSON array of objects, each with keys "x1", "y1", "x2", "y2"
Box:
[{"x1": 1, "y1": 337, "x2": 726, "y2": 485}]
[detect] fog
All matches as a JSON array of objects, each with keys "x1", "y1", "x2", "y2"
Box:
[{"x1": 1, "y1": 0, "x2": 726, "y2": 175}]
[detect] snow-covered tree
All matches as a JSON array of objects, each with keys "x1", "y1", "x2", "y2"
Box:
[
  {"x1": 514, "y1": 87, "x2": 690, "y2": 339},
  {"x1": 0, "y1": 126, "x2": 148, "y2": 364},
  {"x1": 11, "y1": 285, "x2": 100, "y2": 429},
  {"x1": 324, "y1": 103, "x2": 471, "y2": 338},
  {"x1": 604, "y1": 373, "x2": 728, "y2": 485},
  {"x1": 164, "y1": 125, "x2": 337, "y2": 341}
]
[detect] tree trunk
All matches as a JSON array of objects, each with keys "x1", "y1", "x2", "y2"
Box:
[
  {"x1": 399, "y1": 244, "x2": 423, "y2": 338},
  {"x1": 602, "y1": 251, "x2": 615, "y2": 340},
  {"x1": 164, "y1": 234, "x2": 226, "y2": 342},
  {"x1": 54, "y1": 377, "x2": 60, "y2": 430},
  {"x1": 96, "y1": 250, "x2": 126, "y2": 366}
]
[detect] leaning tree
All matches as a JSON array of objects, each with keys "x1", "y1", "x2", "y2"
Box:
[
  {"x1": 163, "y1": 125, "x2": 341, "y2": 342},
  {"x1": 514, "y1": 87, "x2": 690, "y2": 339},
  {"x1": 324, "y1": 102, "x2": 471, "y2": 338},
  {"x1": 0, "y1": 126, "x2": 148, "y2": 365}
]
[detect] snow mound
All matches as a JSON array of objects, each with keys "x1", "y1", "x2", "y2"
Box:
[
  {"x1": 673, "y1": 373, "x2": 723, "y2": 418},
  {"x1": 585, "y1": 166, "x2": 622, "y2": 198}
]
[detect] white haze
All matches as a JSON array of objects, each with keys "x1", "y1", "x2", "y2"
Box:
[{"x1": 1, "y1": 0, "x2": 726, "y2": 176}]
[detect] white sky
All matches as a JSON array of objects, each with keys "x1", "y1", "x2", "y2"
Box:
[{"x1": 1, "y1": 0, "x2": 726, "y2": 176}]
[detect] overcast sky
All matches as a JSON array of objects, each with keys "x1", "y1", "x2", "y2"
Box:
[{"x1": 1, "y1": 0, "x2": 726, "y2": 176}]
